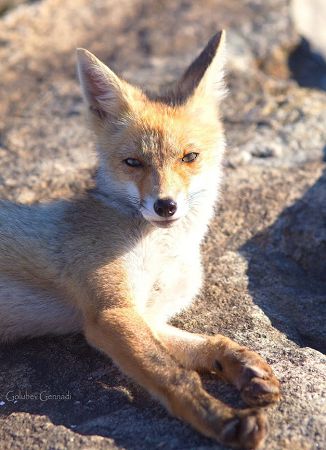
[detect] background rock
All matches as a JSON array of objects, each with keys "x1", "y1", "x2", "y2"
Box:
[
  {"x1": 289, "y1": 0, "x2": 326, "y2": 90},
  {"x1": 0, "y1": 1, "x2": 325, "y2": 450},
  {"x1": 291, "y1": 0, "x2": 326, "y2": 60}
]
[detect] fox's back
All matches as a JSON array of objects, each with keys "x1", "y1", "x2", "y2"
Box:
[{"x1": 0, "y1": 200, "x2": 65, "y2": 280}]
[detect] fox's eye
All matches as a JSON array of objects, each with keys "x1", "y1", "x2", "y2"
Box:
[
  {"x1": 182, "y1": 152, "x2": 199, "y2": 163},
  {"x1": 123, "y1": 158, "x2": 143, "y2": 168}
]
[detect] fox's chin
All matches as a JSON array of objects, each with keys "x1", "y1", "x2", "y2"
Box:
[{"x1": 148, "y1": 218, "x2": 180, "y2": 228}]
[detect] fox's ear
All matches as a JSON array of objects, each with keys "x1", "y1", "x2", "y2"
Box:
[
  {"x1": 76, "y1": 48, "x2": 142, "y2": 121},
  {"x1": 176, "y1": 31, "x2": 226, "y2": 106}
]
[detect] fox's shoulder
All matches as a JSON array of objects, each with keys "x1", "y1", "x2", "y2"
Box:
[{"x1": 0, "y1": 198, "x2": 65, "y2": 228}]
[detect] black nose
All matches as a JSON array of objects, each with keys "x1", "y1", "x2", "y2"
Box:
[{"x1": 154, "y1": 198, "x2": 177, "y2": 217}]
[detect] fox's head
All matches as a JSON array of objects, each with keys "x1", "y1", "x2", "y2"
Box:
[{"x1": 77, "y1": 32, "x2": 226, "y2": 228}]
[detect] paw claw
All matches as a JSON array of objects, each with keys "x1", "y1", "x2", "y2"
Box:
[
  {"x1": 221, "y1": 410, "x2": 268, "y2": 449},
  {"x1": 241, "y1": 376, "x2": 281, "y2": 407}
]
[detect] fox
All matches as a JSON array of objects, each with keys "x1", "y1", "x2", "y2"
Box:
[{"x1": 0, "y1": 31, "x2": 280, "y2": 449}]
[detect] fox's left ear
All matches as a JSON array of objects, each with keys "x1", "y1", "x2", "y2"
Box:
[
  {"x1": 76, "y1": 48, "x2": 143, "y2": 122},
  {"x1": 176, "y1": 31, "x2": 226, "y2": 107}
]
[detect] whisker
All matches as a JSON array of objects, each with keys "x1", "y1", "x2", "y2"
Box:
[
  {"x1": 94, "y1": 188, "x2": 142, "y2": 210},
  {"x1": 188, "y1": 189, "x2": 208, "y2": 201},
  {"x1": 140, "y1": 202, "x2": 153, "y2": 214}
]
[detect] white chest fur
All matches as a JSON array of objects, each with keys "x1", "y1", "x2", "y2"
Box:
[{"x1": 124, "y1": 223, "x2": 204, "y2": 325}]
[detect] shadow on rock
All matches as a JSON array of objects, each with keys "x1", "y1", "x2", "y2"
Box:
[
  {"x1": 241, "y1": 168, "x2": 326, "y2": 353},
  {"x1": 0, "y1": 333, "x2": 238, "y2": 449},
  {"x1": 289, "y1": 37, "x2": 326, "y2": 91},
  {"x1": 0, "y1": 335, "x2": 173, "y2": 449}
]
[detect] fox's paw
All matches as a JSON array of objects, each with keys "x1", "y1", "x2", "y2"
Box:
[
  {"x1": 238, "y1": 360, "x2": 280, "y2": 407},
  {"x1": 219, "y1": 409, "x2": 268, "y2": 450},
  {"x1": 168, "y1": 369, "x2": 268, "y2": 449},
  {"x1": 208, "y1": 337, "x2": 281, "y2": 407}
]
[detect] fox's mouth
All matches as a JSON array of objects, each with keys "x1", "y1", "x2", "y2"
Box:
[{"x1": 150, "y1": 218, "x2": 180, "y2": 228}]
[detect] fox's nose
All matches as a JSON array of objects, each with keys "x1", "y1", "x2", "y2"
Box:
[{"x1": 154, "y1": 198, "x2": 177, "y2": 218}]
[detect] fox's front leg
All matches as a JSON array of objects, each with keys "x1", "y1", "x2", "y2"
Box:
[
  {"x1": 84, "y1": 307, "x2": 267, "y2": 449},
  {"x1": 156, "y1": 325, "x2": 280, "y2": 407}
]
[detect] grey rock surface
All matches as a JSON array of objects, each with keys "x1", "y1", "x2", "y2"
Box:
[{"x1": 0, "y1": 1, "x2": 325, "y2": 450}]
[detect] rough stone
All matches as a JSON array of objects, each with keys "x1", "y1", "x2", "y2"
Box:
[{"x1": 0, "y1": 1, "x2": 325, "y2": 450}]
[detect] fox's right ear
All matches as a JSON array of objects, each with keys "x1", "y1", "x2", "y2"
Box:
[
  {"x1": 76, "y1": 49, "x2": 142, "y2": 121},
  {"x1": 175, "y1": 31, "x2": 226, "y2": 106}
]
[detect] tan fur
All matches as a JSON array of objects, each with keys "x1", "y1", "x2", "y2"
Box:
[{"x1": 0, "y1": 31, "x2": 280, "y2": 449}]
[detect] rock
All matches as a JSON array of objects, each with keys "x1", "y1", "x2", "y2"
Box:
[
  {"x1": 0, "y1": 0, "x2": 26, "y2": 16},
  {"x1": 223, "y1": 75, "x2": 326, "y2": 168},
  {"x1": 264, "y1": 169, "x2": 326, "y2": 282},
  {"x1": 289, "y1": 0, "x2": 326, "y2": 90},
  {"x1": 291, "y1": 0, "x2": 326, "y2": 60},
  {"x1": 0, "y1": 1, "x2": 325, "y2": 450}
]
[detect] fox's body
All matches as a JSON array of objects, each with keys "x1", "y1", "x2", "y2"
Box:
[
  {"x1": 0, "y1": 32, "x2": 280, "y2": 449},
  {"x1": 0, "y1": 188, "x2": 208, "y2": 340}
]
